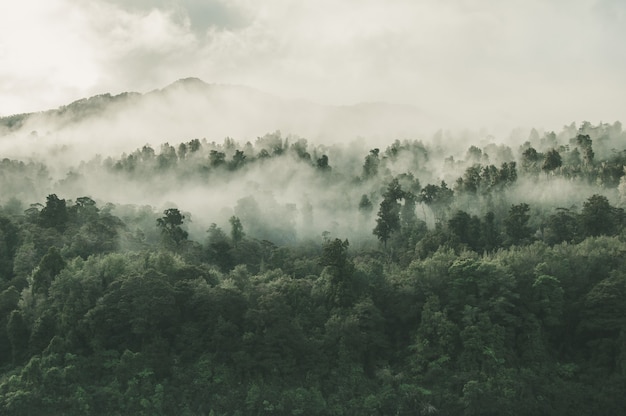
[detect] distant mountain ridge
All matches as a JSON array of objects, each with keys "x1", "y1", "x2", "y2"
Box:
[{"x1": 0, "y1": 78, "x2": 431, "y2": 152}]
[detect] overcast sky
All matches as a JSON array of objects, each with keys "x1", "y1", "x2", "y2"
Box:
[{"x1": 0, "y1": 0, "x2": 624, "y2": 131}]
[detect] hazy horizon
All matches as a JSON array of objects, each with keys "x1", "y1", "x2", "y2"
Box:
[{"x1": 1, "y1": 0, "x2": 624, "y2": 135}]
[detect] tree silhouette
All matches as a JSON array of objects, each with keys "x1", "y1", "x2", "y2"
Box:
[{"x1": 157, "y1": 208, "x2": 188, "y2": 246}]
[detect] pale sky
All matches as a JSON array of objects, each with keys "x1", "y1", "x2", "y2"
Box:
[{"x1": 0, "y1": 0, "x2": 624, "y2": 131}]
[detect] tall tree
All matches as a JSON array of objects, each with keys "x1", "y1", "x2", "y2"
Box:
[
  {"x1": 362, "y1": 148, "x2": 380, "y2": 179},
  {"x1": 39, "y1": 194, "x2": 68, "y2": 231},
  {"x1": 576, "y1": 134, "x2": 594, "y2": 166},
  {"x1": 157, "y1": 208, "x2": 188, "y2": 247},
  {"x1": 542, "y1": 148, "x2": 562, "y2": 175},
  {"x1": 32, "y1": 246, "x2": 66, "y2": 297},
  {"x1": 320, "y1": 238, "x2": 355, "y2": 307},
  {"x1": 504, "y1": 203, "x2": 533, "y2": 245},
  {"x1": 229, "y1": 216, "x2": 245, "y2": 247},
  {"x1": 373, "y1": 179, "x2": 404, "y2": 247},
  {"x1": 580, "y1": 194, "x2": 616, "y2": 237}
]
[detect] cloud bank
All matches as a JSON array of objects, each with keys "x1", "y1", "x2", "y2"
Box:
[{"x1": 0, "y1": 0, "x2": 624, "y2": 133}]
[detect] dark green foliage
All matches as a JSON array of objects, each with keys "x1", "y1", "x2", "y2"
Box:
[
  {"x1": 544, "y1": 207, "x2": 579, "y2": 244},
  {"x1": 521, "y1": 146, "x2": 542, "y2": 172},
  {"x1": 39, "y1": 194, "x2": 68, "y2": 231},
  {"x1": 0, "y1": 216, "x2": 19, "y2": 282},
  {"x1": 358, "y1": 194, "x2": 373, "y2": 214},
  {"x1": 316, "y1": 154, "x2": 330, "y2": 171},
  {"x1": 1, "y1": 120, "x2": 626, "y2": 415},
  {"x1": 362, "y1": 148, "x2": 380, "y2": 179},
  {"x1": 6, "y1": 310, "x2": 29, "y2": 364},
  {"x1": 31, "y1": 246, "x2": 66, "y2": 297},
  {"x1": 580, "y1": 194, "x2": 619, "y2": 237},
  {"x1": 576, "y1": 134, "x2": 594, "y2": 165},
  {"x1": 156, "y1": 208, "x2": 188, "y2": 247},
  {"x1": 447, "y1": 210, "x2": 484, "y2": 252},
  {"x1": 419, "y1": 181, "x2": 453, "y2": 222},
  {"x1": 205, "y1": 223, "x2": 233, "y2": 271},
  {"x1": 229, "y1": 215, "x2": 245, "y2": 246},
  {"x1": 373, "y1": 178, "x2": 403, "y2": 246},
  {"x1": 504, "y1": 203, "x2": 533, "y2": 245},
  {"x1": 456, "y1": 162, "x2": 517, "y2": 195},
  {"x1": 542, "y1": 148, "x2": 563, "y2": 174},
  {"x1": 320, "y1": 238, "x2": 355, "y2": 307}
]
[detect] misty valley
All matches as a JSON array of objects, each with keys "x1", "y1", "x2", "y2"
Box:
[{"x1": 1, "y1": 87, "x2": 626, "y2": 415}]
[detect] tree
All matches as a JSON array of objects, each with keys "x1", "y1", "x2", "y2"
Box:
[
  {"x1": 157, "y1": 208, "x2": 188, "y2": 246},
  {"x1": 188, "y1": 138, "x2": 201, "y2": 152},
  {"x1": 481, "y1": 211, "x2": 500, "y2": 252},
  {"x1": 522, "y1": 147, "x2": 541, "y2": 172},
  {"x1": 544, "y1": 208, "x2": 579, "y2": 244},
  {"x1": 580, "y1": 194, "x2": 616, "y2": 237},
  {"x1": 32, "y1": 246, "x2": 66, "y2": 297},
  {"x1": 373, "y1": 179, "x2": 404, "y2": 247},
  {"x1": 209, "y1": 150, "x2": 226, "y2": 168},
  {"x1": 157, "y1": 143, "x2": 177, "y2": 170},
  {"x1": 358, "y1": 195, "x2": 373, "y2": 215},
  {"x1": 229, "y1": 150, "x2": 246, "y2": 170},
  {"x1": 0, "y1": 216, "x2": 19, "y2": 281},
  {"x1": 229, "y1": 216, "x2": 245, "y2": 246},
  {"x1": 206, "y1": 224, "x2": 233, "y2": 271},
  {"x1": 362, "y1": 148, "x2": 380, "y2": 179},
  {"x1": 576, "y1": 134, "x2": 594, "y2": 166},
  {"x1": 504, "y1": 203, "x2": 532, "y2": 245},
  {"x1": 448, "y1": 210, "x2": 482, "y2": 252},
  {"x1": 542, "y1": 148, "x2": 562, "y2": 175},
  {"x1": 6, "y1": 310, "x2": 29, "y2": 364},
  {"x1": 320, "y1": 238, "x2": 355, "y2": 307},
  {"x1": 419, "y1": 181, "x2": 454, "y2": 222},
  {"x1": 316, "y1": 154, "x2": 331, "y2": 171},
  {"x1": 39, "y1": 194, "x2": 68, "y2": 230}
]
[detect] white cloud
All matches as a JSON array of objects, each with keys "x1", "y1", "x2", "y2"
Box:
[{"x1": 1, "y1": 0, "x2": 624, "y2": 133}]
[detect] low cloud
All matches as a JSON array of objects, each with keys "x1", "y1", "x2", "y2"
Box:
[{"x1": 0, "y1": 0, "x2": 624, "y2": 134}]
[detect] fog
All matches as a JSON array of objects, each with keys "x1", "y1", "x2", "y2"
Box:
[
  {"x1": 1, "y1": 0, "x2": 625, "y2": 245},
  {"x1": 1, "y1": 0, "x2": 624, "y2": 131},
  {"x1": 0, "y1": 78, "x2": 433, "y2": 162},
  {"x1": 1, "y1": 81, "x2": 623, "y2": 247}
]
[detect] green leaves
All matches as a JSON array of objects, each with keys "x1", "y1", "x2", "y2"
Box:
[{"x1": 157, "y1": 208, "x2": 188, "y2": 247}]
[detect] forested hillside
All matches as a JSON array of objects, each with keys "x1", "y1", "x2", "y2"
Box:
[{"x1": 1, "y1": 120, "x2": 626, "y2": 415}]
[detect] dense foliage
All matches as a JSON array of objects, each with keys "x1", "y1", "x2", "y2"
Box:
[{"x1": 1, "y1": 121, "x2": 626, "y2": 415}]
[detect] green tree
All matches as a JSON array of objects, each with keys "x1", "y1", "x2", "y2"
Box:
[
  {"x1": 481, "y1": 211, "x2": 500, "y2": 252},
  {"x1": 542, "y1": 148, "x2": 562, "y2": 175},
  {"x1": 448, "y1": 210, "x2": 482, "y2": 252},
  {"x1": 157, "y1": 208, "x2": 188, "y2": 247},
  {"x1": 0, "y1": 216, "x2": 19, "y2": 281},
  {"x1": 374, "y1": 179, "x2": 403, "y2": 247},
  {"x1": 358, "y1": 194, "x2": 373, "y2": 215},
  {"x1": 39, "y1": 194, "x2": 68, "y2": 230},
  {"x1": 504, "y1": 203, "x2": 532, "y2": 245},
  {"x1": 576, "y1": 134, "x2": 594, "y2": 166},
  {"x1": 206, "y1": 224, "x2": 233, "y2": 271},
  {"x1": 320, "y1": 238, "x2": 355, "y2": 307},
  {"x1": 6, "y1": 309, "x2": 30, "y2": 364},
  {"x1": 419, "y1": 181, "x2": 453, "y2": 222},
  {"x1": 531, "y1": 273, "x2": 564, "y2": 327},
  {"x1": 521, "y1": 146, "x2": 541, "y2": 172},
  {"x1": 229, "y1": 150, "x2": 246, "y2": 170},
  {"x1": 580, "y1": 194, "x2": 617, "y2": 237},
  {"x1": 32, "y1": 246, "x2": 66, "y2": 297},
  {"x1": 544, "y1": 208, "x2": 579, "y2": 244},
  {"x1": 316, "y1": 154, "x2": 331, "y2": 171},
  {"x1": 209, "y1": 150, "x2": 226, "y2": 168},
  {"x1": 362, "y1": 148, "x2": 380, "y2": 179},
  {"x1": 229, "y1": 216, "x2": 245, "y2": 246}
]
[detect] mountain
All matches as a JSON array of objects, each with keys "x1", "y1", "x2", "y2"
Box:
[{"x1": 0, "y1": 78, "x2": 433, "y2": 158}]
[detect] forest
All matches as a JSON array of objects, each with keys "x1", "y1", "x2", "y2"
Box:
[{"x1": 0, "y1": 119, "x2": 626, "y2": 415}]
